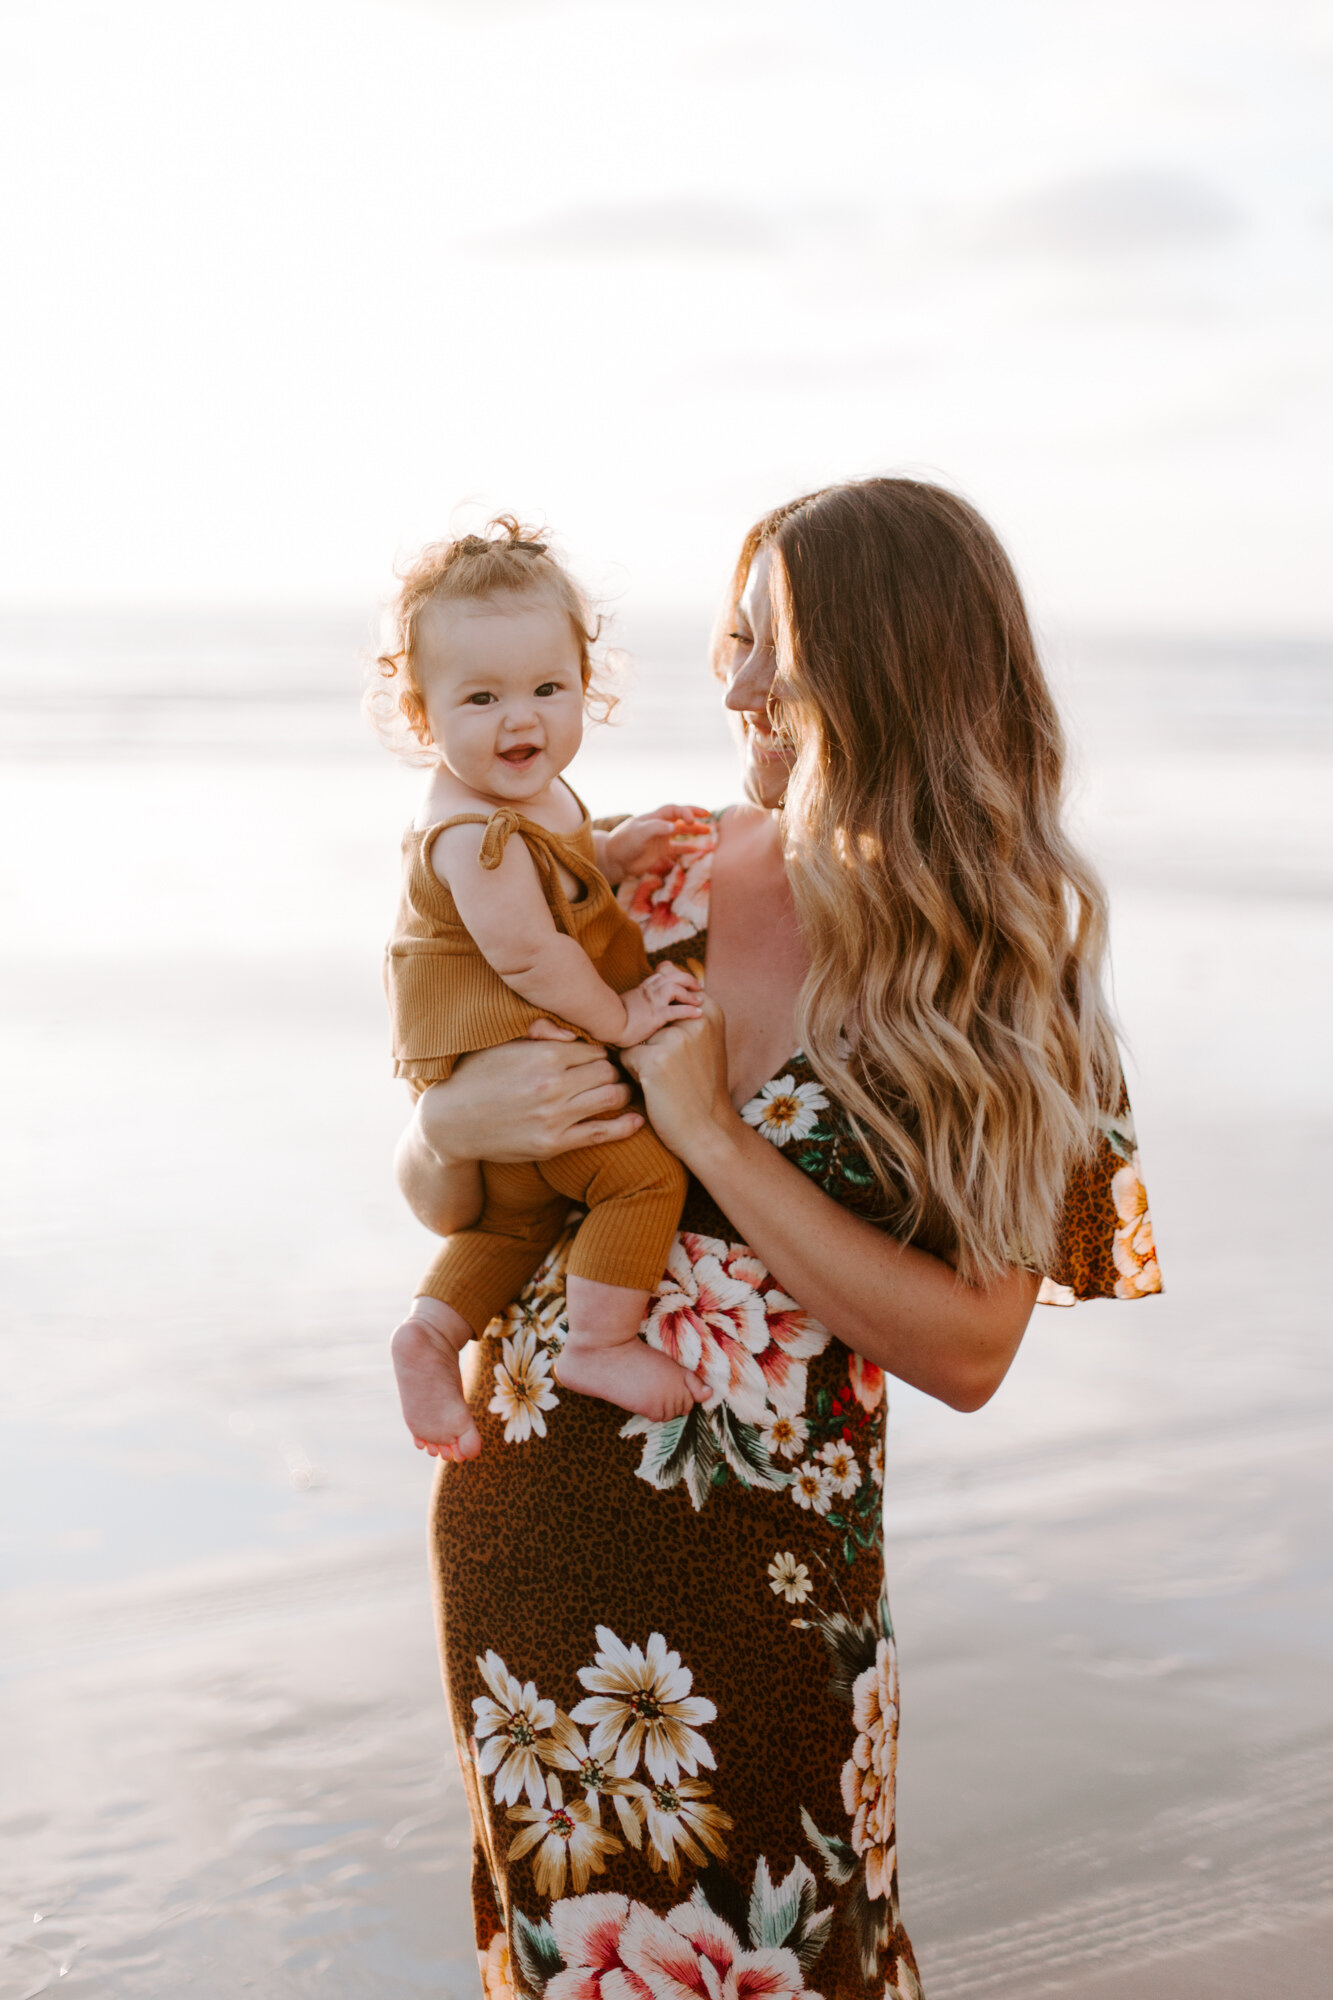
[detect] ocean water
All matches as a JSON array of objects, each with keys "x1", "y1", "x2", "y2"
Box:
[{"x1": 1, "y1": 611, "x2": 1331, "y2": 1997}]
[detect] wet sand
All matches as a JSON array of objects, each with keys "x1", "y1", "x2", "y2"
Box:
[{"x1": 2, "y1": 623, "x2": 1330, "y2": 1996}]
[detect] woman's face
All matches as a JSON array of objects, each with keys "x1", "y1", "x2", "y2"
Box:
[{"x1": 723, "y1": 546, "x2": 793, "y2": 810}]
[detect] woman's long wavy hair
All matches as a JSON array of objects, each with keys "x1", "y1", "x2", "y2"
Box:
[{"x1": 730, "y1": 478, "x2": 1120, "y2": 1282}]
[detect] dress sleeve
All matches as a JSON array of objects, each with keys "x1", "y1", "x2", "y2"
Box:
[{"x1": 1036, "y1": 1079, "x2": 1163, "y2": 1306}]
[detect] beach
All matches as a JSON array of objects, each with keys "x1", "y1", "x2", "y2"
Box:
[{"x1": 2, "y1": 615, "x2": 1331, "y2": 1997}]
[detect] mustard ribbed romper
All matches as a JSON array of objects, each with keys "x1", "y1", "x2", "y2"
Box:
[{"x1": 385, "y1": 802, "x2": 687, "y2": 1335}]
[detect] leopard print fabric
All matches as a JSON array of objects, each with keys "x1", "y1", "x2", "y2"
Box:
[{"x1": 430, "y1": 819, "x2": 1160, "y2": 2000}]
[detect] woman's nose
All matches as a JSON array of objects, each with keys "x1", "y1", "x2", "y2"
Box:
[{"x1": 724, "y1": 645, "x2": 776, "y2": 713}]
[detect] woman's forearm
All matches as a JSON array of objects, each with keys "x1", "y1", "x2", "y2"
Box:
[
  {"x1": 394, "y1": 1031, "x2": 643, "y2": 1235},
  {"x1": 686, "y1": 1111, "x2": 1036, "y2": 1411},
  {"x1": 395, "y1": 1094, "x2": 484, "y2": 1236}
]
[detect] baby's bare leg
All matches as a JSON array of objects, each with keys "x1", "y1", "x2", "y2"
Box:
[
  {"x1": 556, "y1": 1275, "x2": 708, "y2": 1422},
  {"x1": 390, "y1": 1297, "x2": 482, "y2": 1461}
]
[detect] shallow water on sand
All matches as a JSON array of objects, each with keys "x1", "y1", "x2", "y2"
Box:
[{"x1": 2, "y1": 619, "x2": 1331, "y2": 1996}]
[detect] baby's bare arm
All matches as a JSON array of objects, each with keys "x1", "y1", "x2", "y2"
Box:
[{"x1": 435, "y1": 823, "x2": 634, "y2": 1043}]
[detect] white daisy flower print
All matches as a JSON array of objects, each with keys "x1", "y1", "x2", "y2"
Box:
[
  {"x1": 740, "y1": 1075, "x2": 829, "y2": 1147},
  {"x1": 767, "y1": 1552, "x2": 813, "y2": 1604},
  {"x1": 620, "y1": 1777, "x2": 732, "y2": 1883},
  {"x1": 570, "y1": 1627, "x2": 717, "y2": 1786},
  {"x1": 505, "y1": 1773, "x2": 622, "y2": 1900},
  {"x1": 818, "y1": 1440, "x2": 861, "y2": 1498},
  {"x1": 756, "y1": 1410, "x2": 809, "y2": 1460},
  {"x1": 790, "y1": 1460, "x2": 835, "y2": 1515},
  {"x1": 489, "y1": 1326, "x2": 559, "y2": 1444},
  {"x1": 472, "y1": 1651, "x2": 556, "y2": 1808}
]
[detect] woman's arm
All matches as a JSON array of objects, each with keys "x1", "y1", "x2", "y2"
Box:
[
  {"x1": 622, "y1": 1001, "x2": 1037, "y2": 1413},
  {"x1": 394, "y1": 1023, "x2": 643, "y2": 1235}
]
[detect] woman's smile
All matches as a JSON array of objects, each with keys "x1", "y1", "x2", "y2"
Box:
[{"x1": 741, "y1": 713, "x2": 788, "y2": 762}]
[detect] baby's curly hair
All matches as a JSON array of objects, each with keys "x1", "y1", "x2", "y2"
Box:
[{"x1": 366, "y1": 515, "x2": 616, "y2": 762}]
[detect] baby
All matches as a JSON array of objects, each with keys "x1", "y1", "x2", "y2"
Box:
[{"x1": 371, "y1": 518, "x2": 710, "y2": 1461}]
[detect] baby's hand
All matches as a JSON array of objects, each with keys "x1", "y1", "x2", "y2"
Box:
[
  {"x1": 616, "y1": 964, "x2": 705, "y2": 1047},
  {"x1": 601, "y1": 804, "x2": 711, "y2": 885}
]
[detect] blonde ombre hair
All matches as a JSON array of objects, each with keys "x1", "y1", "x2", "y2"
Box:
[
  {"x1": 725, "y1": 478, "x2": 1121, "y2": 1282},
  {"x1": 367, "y1": 515, "x2": 614, "y2": 762}
]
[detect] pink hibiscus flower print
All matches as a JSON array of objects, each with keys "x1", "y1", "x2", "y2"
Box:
[
  {"x1": 547, "y1": 1892, "x2": 649, "y2": 2000},
  {"x1": 643, "y1": 1233, "x2": 829, "y2": 1428},
  {"x1": 846, "y1": 1350, "x2": 884, "y2": 1413},
  {"x1": 617, "y1": 827, "x2": 716, "y2": 951},
  {"x1": 642, "y1": 1233, "x2": 771, "y2": 1422},
  {"x1": 619, "y1": 1899, "x2": 810, "y2": 1999},
  {"x1": 720, "y1": 1249, "x2": 829, "y2": 1419}
]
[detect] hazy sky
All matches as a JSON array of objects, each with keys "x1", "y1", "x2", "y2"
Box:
[{"x1": 2, "y1": 0, "x2": 1330, "y2": 630}]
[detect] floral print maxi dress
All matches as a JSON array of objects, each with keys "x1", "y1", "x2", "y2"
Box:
[{"x1": 430, "y1": 820, "x2": 1162, "y2": 2000}]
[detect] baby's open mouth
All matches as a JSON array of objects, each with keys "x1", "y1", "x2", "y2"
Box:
[{"x1": 499, "y1": 744, "x2": 540, "y2": 765}]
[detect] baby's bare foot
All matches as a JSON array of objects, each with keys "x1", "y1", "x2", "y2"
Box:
[
  {"x1": 555, "y1": 1336, "x2": 708, "y2": 1423},
  {"x1": 390, "y1": 1304, "x2": 481, "y2": 1461}
]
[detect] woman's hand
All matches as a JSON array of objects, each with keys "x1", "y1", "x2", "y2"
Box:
[
  {"x1": 628, "y1": 995, "x2": 1035, "y2": 1412},
  {"x1": 420, "y1": 1022, "x2": 642, "y2": 1165},
  {"x1": 396, "y1": 1023, "x2": 641, "y2": 1234},
  {"x1": 618, "y1": 995, "x2": 739, "y2": 1165}
]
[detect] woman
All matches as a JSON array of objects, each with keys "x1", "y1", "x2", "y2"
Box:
[{"x1": 396, "y1": 479, "x2": 1161, "y2": 1999}]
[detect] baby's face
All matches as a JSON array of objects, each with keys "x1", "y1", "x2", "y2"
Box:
[{"x1": 414, "y1": 589, "x2": 585, "y2": 801}]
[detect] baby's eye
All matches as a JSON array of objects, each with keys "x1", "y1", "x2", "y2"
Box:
[
  {"x1": 466, "y1": 692, "x2": 495, "y2": 706},
  {"x1": 534, "y1": 681, "x2": 561, "y2": 698}
]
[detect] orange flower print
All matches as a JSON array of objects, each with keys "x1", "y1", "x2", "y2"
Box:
[
  {"x1": 843, "y1": 1635, "x2": 899, "y2": 1902},
  {"x1": 1110, "y1": 1153, "x2": 1161, "y2": 1299},
  {"x1": 478, "y1": 1931, "x2": 516, "y2": 2000}
]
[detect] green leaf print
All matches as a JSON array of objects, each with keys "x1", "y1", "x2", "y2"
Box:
[
  {"x1": 847, "y1": 1879, "x2": 896, "y2": 1981},
  {"x1": 747, "y1": 1854, "x2": 828, "y2": 1951},
  {"x1": 621, "y1": 1408, "x2": 694, "y2": 1487},
  {"x1": 511, "y1": 1908, "x2": 562, "y2": 1990},
  {"x1": 795, "y1": 1901, "x2": 834, "y2": 1970},
  {"x1": 622, "y1": 1404, "x2": 787, "y2": 1511},
  {"x1": 690, "y1": 1862, "x2": 751, "y2": 1937},
  {"x1": 713, "y1": 1405, "x2": 792, "y2": 1490},
  {"x1": 812, "y1": 1605, "x2": 882, "y2": 1703},
  {"x1": 1098, "y1": 1106, "x2": 1137, "y2": 1161},
  {"x1": 799, "y1": 1805, "x2": 859, "y2": 1887}
]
